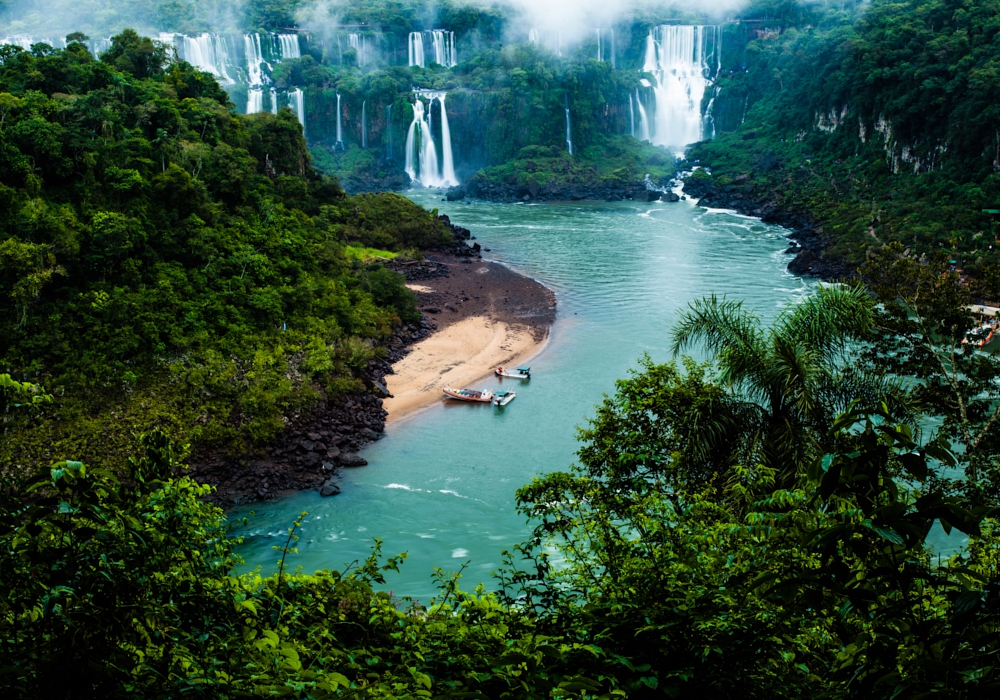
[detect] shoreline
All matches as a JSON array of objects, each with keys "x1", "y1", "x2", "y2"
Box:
[
  {"x1": 382, "y1": 254, "x2": 557, "y2": 424},
  {"x1": 384, "y1": 318, "x2": 552, "y2": 425}
]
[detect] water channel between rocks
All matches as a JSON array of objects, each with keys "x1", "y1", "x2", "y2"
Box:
[{"x1": 232, "y1": 192, "x2": 813, "y2": 598}]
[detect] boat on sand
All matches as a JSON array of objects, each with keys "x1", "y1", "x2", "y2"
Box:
[
  {"x1": 495, "y1": 365, "x2": 531, "y2": 379},
  {"x1": 443, "y1": 387, "x2": 494, "y2": 403}
]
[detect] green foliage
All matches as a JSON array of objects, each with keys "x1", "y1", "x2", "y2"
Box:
[
  {"x1": 688, "y1": 0, "x2": 1000, "y2": 266},
  {"x1": 0, "y1": 431, "x2": 622, "y2": 698},
  {"x1": 0, "y1": 34, "x2": 441, "y2": 475}
]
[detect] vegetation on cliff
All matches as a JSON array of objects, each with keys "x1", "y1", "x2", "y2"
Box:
[
  {"x1": 687, "y1": 0, "x2": 1000, "y2": 272},
  {"x1": 0, "y1": 32, "x2": 451, "y2": 477}
]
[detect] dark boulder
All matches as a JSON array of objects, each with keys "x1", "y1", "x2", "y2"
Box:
[
  {"x1": 339, "y1": 453, "x2": 368, "y2": 468},
  {"x1": 660, "y1": 192, "x2": 680, "y2": 202},
  {"x1": 319, "y1": 478, "x2": 340, "y2": 497}
]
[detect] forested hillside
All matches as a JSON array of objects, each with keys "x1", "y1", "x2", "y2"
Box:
[
  {"x1": 0, "y1": 31, "x2": 452, "y2": 476},
  {"x1": 687, "y1": 0, "x2": 1000, "y2": 273}
]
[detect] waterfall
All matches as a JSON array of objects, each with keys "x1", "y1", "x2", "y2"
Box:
[
  {"x1": 172, "y1": 34, "x2": 235, "y2": 84},
  {"x1": 362, "y1": 101, "x2": 367, "y2": 148},
  {"x1": 430, "y1": 31, "x2": 455, "y2": 66},
  {"x1": 438, "y1": 93, "x2": 456, "y2": 185},
  {"x1": 610, "y1": 28, "x2": 616, "y2": 69},
  {"x1": 629, "y1": 93, "x2": 635, "y2": 137},
  {"x1": 596, "y1": 29, "x2": 602, "y2": 61},
  {"x1": 270, "y1": 88, "x2": 279, "y2": 115},
  {"x1": 635, "y1": 88, "x2": 650, "y2": 142},
  {"x1": 278, "y1": 34, "x2": 300, "y2": 59},
  {"x1": 334, "y1": 93, "x2": 343, "y2": 150},
  {"x1": 408, "y1": 32, "x2": 425, "y2": 67},
  {"x1": 641, "y1": 25, "x2": 716, "y2": 152},
  {"x1": 405, "y1": 99, "x2": 440, "y2": 185},
  {"x1": 349, "y1": 33, "x2": 368, "y2": 66},
  {"x1": 405, "y1": 95, "x2": 455, "y2": 187},
  {"x1": 564, "y1": 95, "x2": 573, "y2": 156},
  {"x1": 243, "y1": 34, "x2": 273, "y2": 87},
  {"x1": 705, "y1": 86, "x2": 720, "y2": 139},
  {"x1": 557, "y1": 31, "x2": 562, "y2": 57},
  {"x1": 247, "y1": 89, "x2": 263, "y2": 114},
  {"x1": 289, "y1": 88, "x2": 306, "y2": 136},
  {"x1": 529, "y1": 29, "x2": 539, "y2": 44}
]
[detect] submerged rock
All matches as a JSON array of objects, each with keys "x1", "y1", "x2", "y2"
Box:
[{"x1": 319, "y1": 478, "x2": 340, "y2": 497}]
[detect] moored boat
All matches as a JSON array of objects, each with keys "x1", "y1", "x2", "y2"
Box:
[
  {"x1": 495, "y1": 365, "x2": 531, "y2": 379},
  {"x1": 492, "y1": 390, "x2": 515, "y2": 406},
  {"x1": 443, "y1": 387, "x2": 494, "y2": 403}
]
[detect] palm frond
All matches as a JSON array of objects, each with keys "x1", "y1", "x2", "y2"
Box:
[
  {"x1": 671, "y1": 295, "x2": 767, "y2": 389},
  {"x1": 778, "y1": 283, "x2": 874, "y2": 358}
]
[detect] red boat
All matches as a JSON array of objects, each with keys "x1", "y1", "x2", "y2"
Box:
[{"x1": 442, "y1": 387, "x2": 494, "y2": 403}]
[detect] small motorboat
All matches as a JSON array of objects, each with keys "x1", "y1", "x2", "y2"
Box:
[
  {"x1": 495, "y1": 365, "x2": 531, "y2": 380},
  {"x1": 443, "y1": 387, "x2": 494, "y2": 403},
  {"x1": 492, "y1": 390, "x2": 516, "y2": 406},
  {"x1": 963, "y1": 323, "x2": 995, "y2": 348}
]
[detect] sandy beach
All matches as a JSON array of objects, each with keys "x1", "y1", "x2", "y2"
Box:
[
  {"x1": 383, "y1": 317, "x2": 546, "y2": 423},
  {"x1": 383, "y1": 256, "x2": 556, "y2": 424}
]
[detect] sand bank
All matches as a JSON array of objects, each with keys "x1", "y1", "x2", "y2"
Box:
[{"x1": 383, "y1": 316, "x2": 546, "y2": 424}]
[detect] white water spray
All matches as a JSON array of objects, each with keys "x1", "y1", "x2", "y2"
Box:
[
  {"x1": 243, "y1": 34, "x2": 268, "y2": 86},
  {"x1": 247, "y1": 89, "x2": 263, "y2": 114},
  {"x1": 408, "y1": 32, "x2": 425, "y2": 67},
  {"x1": 334, "y1": 93, "x2": 342, "y2": 149},
  {"x1": 635, "y1": 87, "x2": 650, "y2": 142},
  {"x1": 405, "y1": 94, "x2": 456, "y2": 187},
  {"x1": 640, "y1": 25, "x2": 718, "y2": 152},
  {"x1": 289, "y1": 88, "x2": 306, "y2": 137},
  {"x1": 278, "y1": 34, "x2": 300, "y2": 59},
  {"x1": 564, "y1": 95, "x2": 573, "y2": 156}
]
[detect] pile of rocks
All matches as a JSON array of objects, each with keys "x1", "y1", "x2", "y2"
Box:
[
  {"x1": 387, "y1": 259, "x2": 450, "y2": 282},
  {"x1": 435, "y1": 214, "x2": 481, "y2": 258}
]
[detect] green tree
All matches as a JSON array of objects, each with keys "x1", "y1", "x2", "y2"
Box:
[{"x1": 670, "y1": 283, "x2": 902, "y2": 484}]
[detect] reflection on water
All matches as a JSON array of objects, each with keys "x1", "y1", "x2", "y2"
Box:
[{"x1": 232, "y1": 193, "x2": 813, "y2": 597}]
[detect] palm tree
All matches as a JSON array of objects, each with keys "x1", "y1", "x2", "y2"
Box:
[{"x1": 671, "y1": 284, "x2": 904, "y2": 486}]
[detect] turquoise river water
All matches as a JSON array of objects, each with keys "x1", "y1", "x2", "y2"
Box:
[{"x1": 232, "y1": 191, "x2": 815, "y2": 598}]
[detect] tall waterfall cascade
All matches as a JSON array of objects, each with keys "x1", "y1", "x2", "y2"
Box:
[
  {"x1": 278, "y1": 34, "x2": 300, "y2": 59},
  {"x1": 404, "y1": 93, "x2": 457, "y2": 188},
  {"x1": 408, "y1": 32, "x2": 425, "y2": 67},
  {"x1": 289, "y1": 89, "x2": 306, "y2": 136},
  {"x1": 247, "y1": 89, "x2": 263, "y2": 114},
  {"x1": 334, "y1": 93, "x2": 343, "y2": 150},
  {"x1": 349, "y1": 33, "x2": 368, "y2": 66},
  {"x1": 409, "y1": 31, "x2": 456, "y2": 67},
  {"x1": 637, "y1": 25, "x2": 721, "y2": 152},
  {"x1": 529, "y1": 29, "x2": 539, "y2": 44},
  {"x1": 564, "y1": 95, "x2": 574, "y2": 156}
]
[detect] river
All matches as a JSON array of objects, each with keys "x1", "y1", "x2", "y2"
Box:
[{"x1": 231, "y1": 192, "x2": 811, "y2": 598}]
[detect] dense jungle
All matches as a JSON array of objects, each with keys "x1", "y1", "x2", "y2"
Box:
[{"x1": 4, "y1": 1, "x2": 1000, "y2": 698}]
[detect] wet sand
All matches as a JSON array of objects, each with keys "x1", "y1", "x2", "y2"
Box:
[{"x1": 384, "y1": 255, "x2": 556, "y2": 424}]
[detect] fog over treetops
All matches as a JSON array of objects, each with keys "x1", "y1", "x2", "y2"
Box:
[{"x1": 1, "y1": 0, "x2": 759, "y2": 42}]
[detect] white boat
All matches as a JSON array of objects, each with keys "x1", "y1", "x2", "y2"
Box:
[
  {"x1": 492, "y1": 390, "x2": 515, "y2": 406},
  {"x1": 495, "y1": 365, "x2": 531, "y2": 379},
  {"x1": 443, "y1": 387, "x2": 494, "y2": 403}
]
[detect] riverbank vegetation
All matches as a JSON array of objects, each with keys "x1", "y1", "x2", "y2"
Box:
[
  {"x1": 5, "y1": 270, "x2": 1000, "y2": 697},
  {"x1": 0, "y1": 32, "x2": 452, "y2": 478},
  {"x1": 687, "y1": 0, "x2": 1000, "y2": 273}
]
